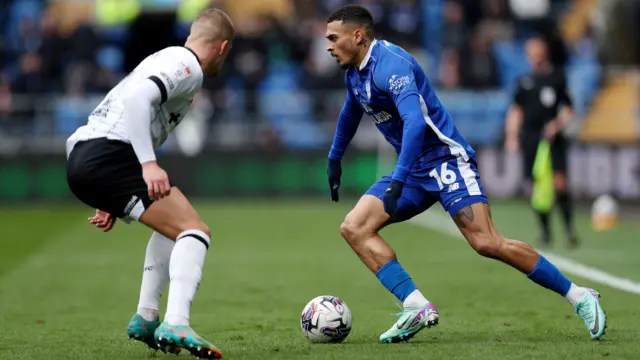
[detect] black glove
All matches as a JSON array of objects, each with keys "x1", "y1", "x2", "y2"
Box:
[
  {"x1": 327, "y1": 159, "x2": 342, "y2": 202},
  {"x1": 383, "y1": 180, "x2": 404, "y2": 219}
]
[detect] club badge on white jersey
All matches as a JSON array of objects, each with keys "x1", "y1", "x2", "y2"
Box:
[{"x1": 66, "y1": 46, "x2": 203, "y2": 156}]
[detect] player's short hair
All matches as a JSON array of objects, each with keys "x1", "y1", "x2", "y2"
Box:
[
  {"x1": 190, "y1": 7, "x2": 235, "y2": 43},
  {"x1": 327, "y1": 5, "x2": 374, "y2": 36}
]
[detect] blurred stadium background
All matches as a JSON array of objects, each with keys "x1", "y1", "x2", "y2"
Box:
[
  {"x1": 2, "y1": 1, "x2": 640, "y2": 359},
  {"x1": 0, "y1": 0, "x2": 639, "y2": 203}
]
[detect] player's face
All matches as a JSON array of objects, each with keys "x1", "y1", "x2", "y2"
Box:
[
  {"x1": 326, "y1": 21, "x2": 363, "y2": 69},
  {"x1": 526, "y1": 40, "x2": 548, "y2": 71},
  {"x1": 206, "y1": 39, "x2": 232, "y2": 77}
]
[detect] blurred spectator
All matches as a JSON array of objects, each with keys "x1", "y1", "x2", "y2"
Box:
[
  {"x1": 67, "y1": 21, "x2": 100, "y2": 65},
  {"x1": 38, "y1": 7, "x2": 65, "y2": 92},
  {"x1": 302, "y1": 19, "x2": 343, "y2": 119},
  {"x1": 0, "y1": 76, "x2": 11, "y2": 118},
  {"x1": 476, "y1": 0, "x2": 513, "y2": 42},
  {"x1": 439, "y1": 49, "x2": 461, "y2": 89},
  {"x1": 225, "y1": 18, "x2": 270, "y2": 121},
  {"x1": 15, "y1": 17, "x2": 42, "y2": 56},
  {"x1": 509, "y1": 0, "x2": 550, "y2": 39},
  {"x1": 572, "y1": 26, "x2": 597, "y2": 62},
  {"x1": 8, "y1": 52, "x2": 46, "y2": 135},
  {"x1": 442, "y1": 0, "x2": 466, "y2": 50},
  {"x1": 459, "y1": 32, "x2": 499, "y2": 89},
  {"x1": 385, "y1": 0, "x2": 422, "y2": 48},
  {"x1": 12, "y1": 52, "x2": 46, "y2": 95}
]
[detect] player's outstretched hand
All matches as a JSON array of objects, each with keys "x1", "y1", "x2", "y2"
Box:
[
  {"x1": 142, "y1": 161, "x2": 171, "y2": 201},
  {"x1": 328, "y1": 159, "x2": 342, "y2": 202},
  {"x1": 88, "y1": 209, "x2": 116, "y2": 232},
  {"x1": 383, "y1": 180, "x2": 404, "y2": 219}
]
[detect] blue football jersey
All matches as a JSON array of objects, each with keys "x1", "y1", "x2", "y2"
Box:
[{"x1": 329, "y1": 40, "x2": 476, "y2": 183}]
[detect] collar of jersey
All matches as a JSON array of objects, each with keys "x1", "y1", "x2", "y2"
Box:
[
  {"x1": 358, "y1": 39, "x2": 378, "y2": 71},
  {"x1": 184, "y1": 46, "x2": 201, "y2": 64}
]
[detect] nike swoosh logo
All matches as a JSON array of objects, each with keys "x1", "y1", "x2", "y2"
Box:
[
  {"x1": 396, "y1": 317, "x2": 410, "y2": 329},
  {"x1": 168, "y1": 327, "x2": 188, "y2": 338},
  {"x1": 590, "y1": 307, "x2": 600, "y2": 335}
]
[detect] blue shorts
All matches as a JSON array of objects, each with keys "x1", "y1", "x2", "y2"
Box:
[{"x1": 365, "y1": 156, "x2": 488, "y2": 223}]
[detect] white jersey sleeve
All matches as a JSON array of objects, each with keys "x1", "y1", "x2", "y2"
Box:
[
  {"x1": 146, "y1": 51, "x2": 202, "y2": 105},
  {"x1": 123, "y1": 79, "x2": 163, "y2": 163},
  {"x1": 66, "y1": 46, "x2": 204, "y2": 157}
]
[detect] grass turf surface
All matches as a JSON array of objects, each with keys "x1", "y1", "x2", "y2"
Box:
[{"x1": 1, "y1": 199, "x2": 639, "y2": 360}]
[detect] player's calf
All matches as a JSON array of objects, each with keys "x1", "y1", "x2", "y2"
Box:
[
  {"x1": 136, "y1": 187, "x2": 222, "y2": 353},
  {"x1": 138, "y1": 188, "x2": 211, "y2": 326},
  {"x1": 339, "y1": 195, "x2": 395, "y2": 273},
  {"x1": 340, "y1": 195, "x2": 437, "y2": 343},
  {"x1": 453, "y1": 202, "x2": 539, "y2": 273},
  {"x1": 452, "y1": 201, "x2": 607, "y2": 339}
]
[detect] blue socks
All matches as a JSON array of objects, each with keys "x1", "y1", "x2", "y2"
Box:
[
  {"x1": 377, "y1": 256, "x2": 571, "y2": 303},
  {"x1": 527, "y1": 255, "x2": 572, "y2": 296},
  {"x1": 376, "y1": 259, "x2": 417, "y2": 302}
]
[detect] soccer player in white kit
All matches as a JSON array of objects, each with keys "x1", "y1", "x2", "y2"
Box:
[{"x1": 65, "y1": 8, "x2": 234, "y2": 359}]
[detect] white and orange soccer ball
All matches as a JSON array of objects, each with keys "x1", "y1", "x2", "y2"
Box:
[{"x1": 300, "y1": 295, "x2": 352, "y2": 343}]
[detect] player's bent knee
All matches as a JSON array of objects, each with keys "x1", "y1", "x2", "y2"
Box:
[
  {"x1": 340, "y1": 220, "x2": 361, "y2": 242},
  {"x1": 471, "y1": 233, "x2": 503, "y2": 258},
  {"x1": 178, "y1": 220, "x2": 210, "y2": 239},
  {"x1": 196, "y1": 222, "x2": 211, "y2": 238},
  {"x1": 340, "y1": 216, "x2": 374, "y2": 244}
]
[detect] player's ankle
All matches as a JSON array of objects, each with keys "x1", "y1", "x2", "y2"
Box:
[
  {"x1": 137, "y1": 307, "x2": 160, "y2": 321},
  {"x1": 402, "y1": 289, "x2": 429, "y2": 309},
  {"x1": 165, "y1": 314, "x2": 190, "y2": 326},
  {"x1": 564, "y1": 283, "x2": 588, "y2": 306}
]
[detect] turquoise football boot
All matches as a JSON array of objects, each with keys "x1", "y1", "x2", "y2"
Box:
[
  {"x1": 127, "y1": 314, "x2": 181, "y2": 354},
  {"x1": 575, "y1": 289, "x2": 607, "y2": 340},
  {"x1": 154, "y1": 322, "x2": 223, "y2": 359},
  {"x1": 379, "y1": 303, "x2": 440, "y2": 343}
]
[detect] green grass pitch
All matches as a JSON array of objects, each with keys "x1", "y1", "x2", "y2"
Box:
[{"x1": 1, "y1": 199, "x2": 639, "y2": 359}]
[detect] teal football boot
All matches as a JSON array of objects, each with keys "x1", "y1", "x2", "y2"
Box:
[
  {"x1": 380, "y1": 303, "x2": 440, "y2": 343},
  {"x1": 154, "y1": 322, "x2": 223, "y2": 359},
  {"x1": 575, "y1": 289, "x2": 607, "y2": 340},
  {"x1": 127, "y1": 314, "x2": 181, "y2": 354}
]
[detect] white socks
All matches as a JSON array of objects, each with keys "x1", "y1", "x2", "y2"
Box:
[
  {"x1": 403, "y1": 289, "x2": 429, "y2": 309},
  {"x1": 137, "y1": 232, "x2": 175, "y2": 321},
  {"x1": 565, "y1": 283, "x2": 588, "y2": 306},
  {"x1": 164, "y1": 229, "x2": 210, "y2": 326}
]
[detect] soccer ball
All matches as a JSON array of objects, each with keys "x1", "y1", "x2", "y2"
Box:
[{"x1": 300, "y1": 295, "x2": 352, "y2": 343}]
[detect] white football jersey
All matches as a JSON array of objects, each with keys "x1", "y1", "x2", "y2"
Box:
[{"x1": 66, "y1": 46, "x2": 203, "y2": 156}]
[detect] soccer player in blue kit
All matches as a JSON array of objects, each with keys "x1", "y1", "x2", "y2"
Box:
[{"x1": 325, "y1": 5, "x2": 607, "y2": 343}]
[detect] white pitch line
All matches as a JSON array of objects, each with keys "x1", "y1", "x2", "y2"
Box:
[{"x1": 410, "y1": 210, "x2": 640, "y2": 295}]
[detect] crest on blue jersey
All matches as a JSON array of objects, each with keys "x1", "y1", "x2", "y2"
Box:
[
  {"x1": 353, "y1": 87, "x2": 359, "y2": 96},
  {"x1": 388, "y1": 74, "x2": 411, "y2": 95}
]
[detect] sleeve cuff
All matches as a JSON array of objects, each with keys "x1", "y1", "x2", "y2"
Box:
[
  {"x1": 137, "y1": 154, "x2": 157, "y2": 164},
  {"x1": 328, "y1": 148, "x2": 343, "y2": 161},
  {"x1": 148, "y1": 76, "x2": 168, "y2": 104},
  {"x1": 391, "y1": 166, "x2": 411, "y2": 183}
]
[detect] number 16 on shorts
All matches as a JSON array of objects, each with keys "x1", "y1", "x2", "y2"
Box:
[{"x1": 429, "y1": 162, "x2": 460, "y2": 193}]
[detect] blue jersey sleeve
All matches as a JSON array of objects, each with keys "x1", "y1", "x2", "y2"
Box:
[
  {"x1": 374, "y1": 56, "x2": 427, "y2": 183},
  {"x1": 328, "y1": 74, "x2": 364, "y2": 161}
]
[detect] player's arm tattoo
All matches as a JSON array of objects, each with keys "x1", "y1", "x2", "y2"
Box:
[{"x1": 453, "y1": 205, "x2": 474, "y2": 227}]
